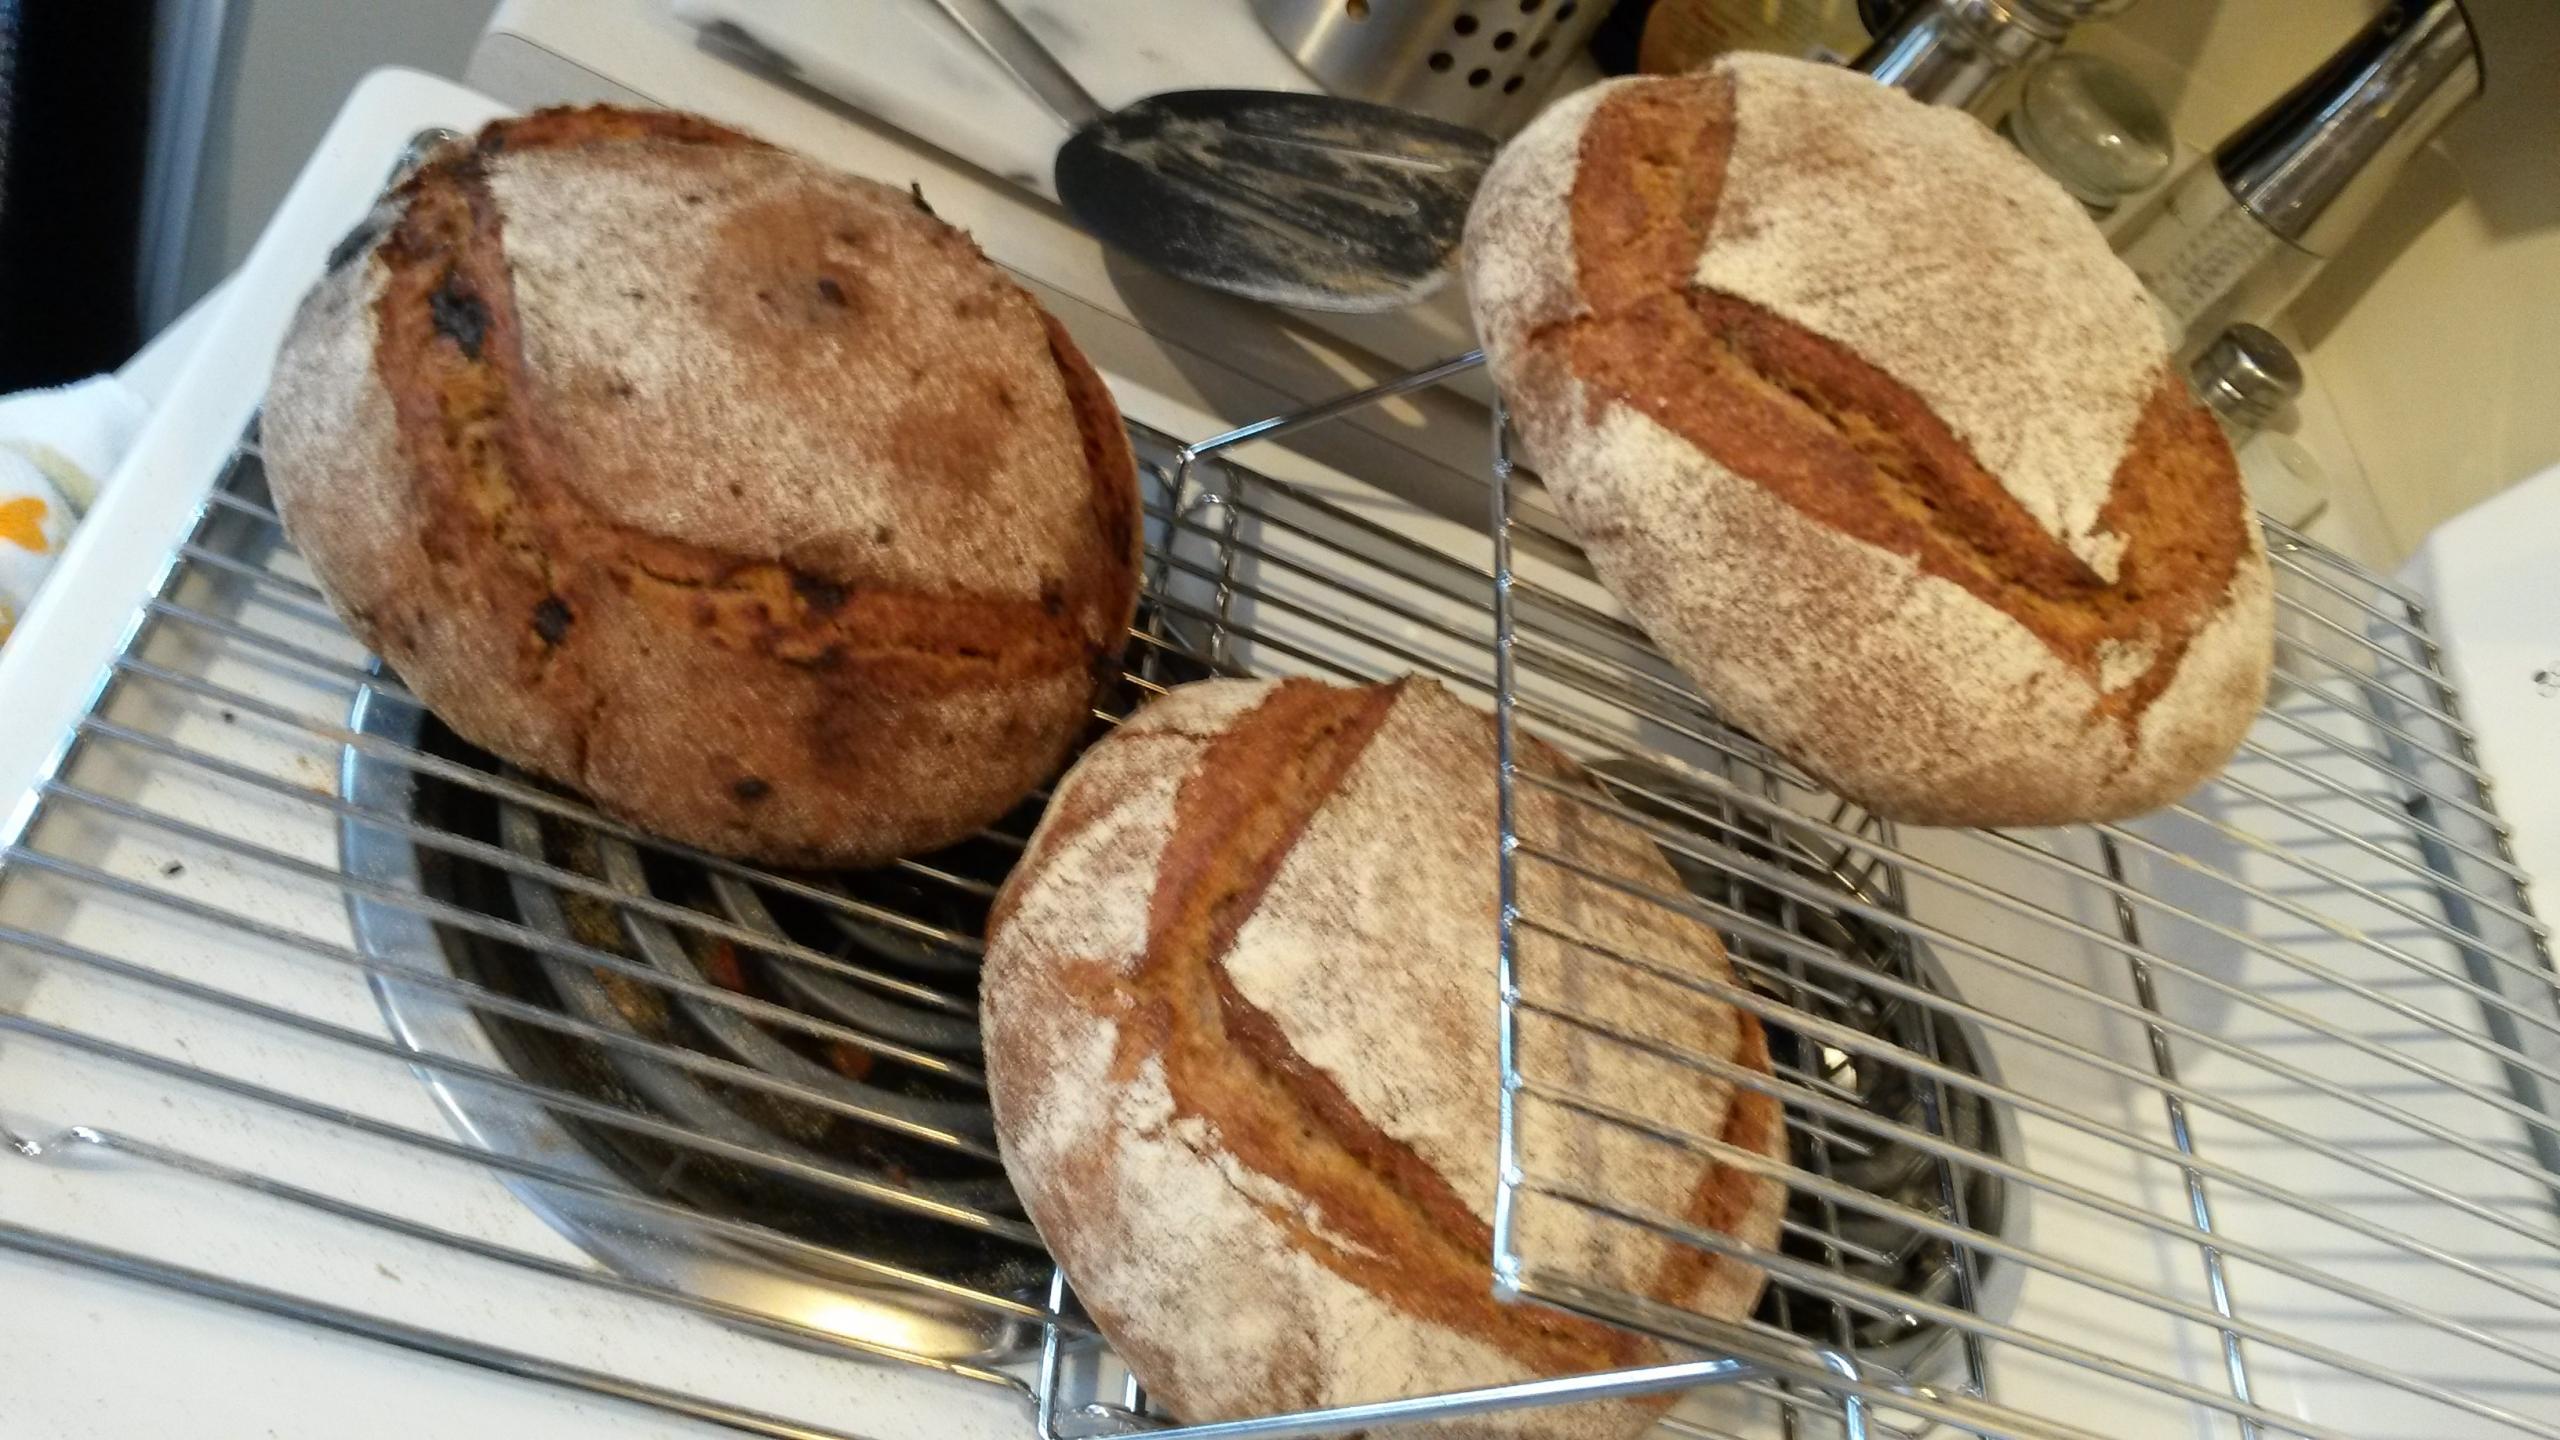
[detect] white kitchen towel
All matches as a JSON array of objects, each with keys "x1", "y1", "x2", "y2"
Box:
[{"x1": 0, "y1": 376, "x2": 150, "y2": 646}]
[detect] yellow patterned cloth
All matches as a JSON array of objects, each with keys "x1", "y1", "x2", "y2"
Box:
[
  {"x1": 0, "y1": 474, "x2": 73, "y2": 648},
  {"x1": 0, "y1": 377, "x2": 148, "y2": 651}
]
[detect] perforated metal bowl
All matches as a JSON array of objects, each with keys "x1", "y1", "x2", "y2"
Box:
[{"x1": 1252, "y1": 0, "x2": 1615, "y2": 133}]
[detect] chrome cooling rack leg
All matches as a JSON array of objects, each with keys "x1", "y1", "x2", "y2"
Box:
[
  {"x1": 1489, "y1": 401, "x2": 1529, "y2": 1308},
  {"x1": 1046, "y1": 1360, "x2": 1779, "y2": 1440},
  {"x1": 1482, "y1": 406, "x2": 1860, "y2": 1440},
  {"x1": 1173, "y1": 351, "x2": 1487, "y2": 467},
  {"x1": 2099, "y1": 838, "x2": 2262, "y2": 1440},
  {"x1": 2358, "y1": 659, "x2": 2560, "y2": 1199},
  {"x1": 1170, "y1": 349, "x2": 1488, "y2": 671}
]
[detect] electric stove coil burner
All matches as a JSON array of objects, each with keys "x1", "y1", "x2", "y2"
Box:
[
  {"x1": 350, "y1": 629, "x2": 1221, "y2": 1365},
  {"x1": 350, "y1": 692, "x2": 1050, "y2": 1361}
]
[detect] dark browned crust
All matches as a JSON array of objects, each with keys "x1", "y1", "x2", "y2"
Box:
[
  {"x1": 474, "y1": 105, "x2": 754, "y2": 152},
  {"x1": 1651, "y1": 1009, "x2": 1784, "y2": 1314},
  {"x1": 994, "y1": 679, "x2": 1784, "y2": 1427},
  {"x1": 312, "y1": 105, "x2": 1140, "y2": 864},
  {"x1": 1540, "y1": 73, "x2": 2249, "y2": 734},
  {"x1": 1041, "y1": 310, "x2": 1147, "y2": 631}
]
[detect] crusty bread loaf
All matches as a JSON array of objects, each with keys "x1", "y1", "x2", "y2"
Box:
[
  {"x1": 983, "y1": 676, "x2": 1784, "y2": 1439},
  {"x1": 264, "y1": 106, "x2": 1140, "y2": 865},
  {"x1": 1466, "y1": 57, "x2": 2273, "y2": 827}
]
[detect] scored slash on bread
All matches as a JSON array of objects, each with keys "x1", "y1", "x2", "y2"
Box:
[
  {"x1": 983, "y1": 677, "x2": 1783, "y2": 1438},
  {"x1": 263, "y1": 106, "x2": 1141, "y2": 866},
  {"x1": 1467, "y1": 57, "x2": 2275, "y2": 827}
]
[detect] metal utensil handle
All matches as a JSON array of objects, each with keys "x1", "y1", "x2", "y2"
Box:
[{"x1": 925, "y1": 0, "x2": 1107, "y2": 129}]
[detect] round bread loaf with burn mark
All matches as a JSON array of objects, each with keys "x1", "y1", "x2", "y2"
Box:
[
  {"x1": 1466, "y1": 57, "x2": 2274, "y2": 827},
  {"x1": 983, "y1": 676, "x2": 1785, "y2": 1439},
  {"x1": 264, "y1": 106, "x2": 1140, "y2": 865}
]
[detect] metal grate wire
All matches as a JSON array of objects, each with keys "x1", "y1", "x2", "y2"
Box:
[
  {"x1": 1482, "y1": 377, "x2": 2560, "y2": 1440},
  {"x1": 0, "y1": 343, "x2": 2550, "y2": 1440}
]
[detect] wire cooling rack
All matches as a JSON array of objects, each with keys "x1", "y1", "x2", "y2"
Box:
[
  {"x1": 1481, "y1": 375, "x2": 2560, "y2": 1438},
  {"x1": 0, "y1": 339, "x2": 2552, "y2": 1440}
]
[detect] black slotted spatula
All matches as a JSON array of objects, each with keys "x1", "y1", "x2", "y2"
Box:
[{"x1": 930, "y1": 0, "x2": 1495, "y2": 313}]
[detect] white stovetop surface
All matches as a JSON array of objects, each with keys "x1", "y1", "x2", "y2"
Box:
[{"x1": 5, "y1": 12, "x2": 2555, "y2": 1440}]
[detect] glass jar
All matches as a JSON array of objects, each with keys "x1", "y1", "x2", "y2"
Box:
[{"x1": 2002, "y1": 52, "x2": 2173, "y2": 215}]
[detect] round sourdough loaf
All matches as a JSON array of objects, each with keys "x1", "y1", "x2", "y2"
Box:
[
  {"x1": 1465, "y1": 57, "x2": 2273, "y2": 827},
  {"x1": 264, "y1": 107, "x2": 1140, "y2": 865},
  {"x1": 982, "y1": 676, "x2": 1785, "y2": 1439}
]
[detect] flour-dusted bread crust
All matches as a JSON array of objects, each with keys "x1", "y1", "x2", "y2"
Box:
[
  {"x1": 983, "y1": 677, "x2": 1785, "y2": 1439},
  {"x1": 264, "y1": 107, "x2": 1140, "y2": 865},
  {"x1": 1466, "y1": 58, "x2": 2273, "y2": 827}
]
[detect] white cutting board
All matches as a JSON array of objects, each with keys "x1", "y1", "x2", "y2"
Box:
[{"x1": 667, "y1": 0, "x2": 1482, "y2": 354}]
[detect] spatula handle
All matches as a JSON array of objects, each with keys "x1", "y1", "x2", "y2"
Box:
[{"x1": 924, "y1": 0, "x2": 1108, "y2": 129}]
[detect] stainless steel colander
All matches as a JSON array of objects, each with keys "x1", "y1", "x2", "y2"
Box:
[{"x1": 1251, "y1": 0, "x2": 1616, "y2": 133}]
